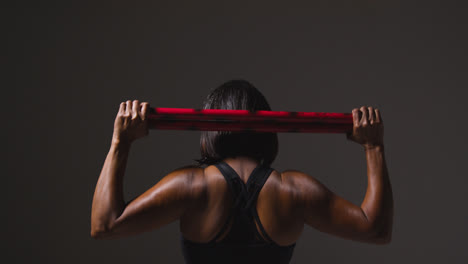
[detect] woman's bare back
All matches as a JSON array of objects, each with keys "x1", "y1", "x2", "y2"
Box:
[{"x1": 179, "y1": 157, "x2": 304, "y2": 246}]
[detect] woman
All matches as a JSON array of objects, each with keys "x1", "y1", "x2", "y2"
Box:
[{"x1": 91, "y1": 80, "x2": 393, "y2": 264}]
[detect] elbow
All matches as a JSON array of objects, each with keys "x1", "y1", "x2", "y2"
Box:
[
  {"x1": 90, "y1": 216, "x2": 116, "y2": 239},
  {"x1": 370, "y1": 226, "x2": 393, "y2": 245},
  {"x1": 90, "y1": 229, "x2": 106, "y2": 240},
  {"x1": 90, "y1": 225, "x2": 111, "y2": 240},
  {"x1": 366, "y1": 213, "x2": 393, "y2": 245},
  {"x1": 90, "y1": 232, "x2": 99, "y2": 239}
]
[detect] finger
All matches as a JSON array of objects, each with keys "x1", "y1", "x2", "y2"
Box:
[
  {"x1": 360, "y1": 106, "x2": 368, "y2": 125},
  {"x1": 368, "y1": 106, "x2": 374, "y2": 124},
  {"x1": 375, "y1": 108, "x2": 382, "y2": 123},
  {"x1": 141, "y1": 102, "x2": 149, "y2": 120},
  {"x1": 125, "y1": 100, "x2": 131, "y2": 116},
  {"x1": 132, "y1": 100, "x2": 140, "y2": 119},
  {"x1": 119, "y1": 102, "x2": 125, "y2": 114},
  {"x1": 352, "y1": 108, "x2": 360, "y2": 127}
]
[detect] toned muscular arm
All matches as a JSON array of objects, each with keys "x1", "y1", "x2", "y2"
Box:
[
  {"x1": 90, "y1": 138, "x2": 130, "y2": 237},
  {"x1": 300, "y1": 106, "x2": 393, "y2": 244},
  {"x1": 91, "y1": 100, "x2": 150, "y2": 238},
  {"x1": 91, "y1": 100, "x2": 204, "y2": 239}
]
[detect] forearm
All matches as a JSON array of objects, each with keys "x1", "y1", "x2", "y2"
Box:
[
  {"x1": 91, "y1": 139, "x2": 131, "y2": 236},
  {"x1": 360, "y1": 145, "x2": 394, "y2": 239}
]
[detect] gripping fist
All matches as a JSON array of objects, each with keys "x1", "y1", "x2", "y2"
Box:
[
  {"x1": 113, "y1": 100, "x2": 150, "y2": 144},
  {"x1": 346, "y1": 106, "x2": 384, "y2": 149}
]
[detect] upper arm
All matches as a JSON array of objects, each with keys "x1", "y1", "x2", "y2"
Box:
[
  {"x1": 96, "y1": 166, "x2": 205, "y2": 240},
  {"x1": 286, "y1": 170, "x2": 379, "y2": 244}
]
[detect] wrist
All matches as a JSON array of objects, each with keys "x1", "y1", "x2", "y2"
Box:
[
  {"x1": 363, "y1": 143, "x2": 384, "y2": 151},
  {"x1": 111, "y1": 136, "x2": 132, "y2": 149}
]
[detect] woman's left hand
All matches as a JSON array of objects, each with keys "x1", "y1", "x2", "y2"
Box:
[{"x1": 112, "y1": 100, "x2": 150, "y2": 145}]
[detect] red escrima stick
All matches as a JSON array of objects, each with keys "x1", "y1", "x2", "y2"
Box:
[{"x1": 147, "y1": 107, "x2": 352, "y2": 133}]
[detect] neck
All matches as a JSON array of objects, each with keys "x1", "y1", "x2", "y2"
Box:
[
  {"x1": 223, "y1": 156, "x2": 263, "y2": 183},
  {"x1": 224, "y1": 156, "x2": 260, "y2": 166}
]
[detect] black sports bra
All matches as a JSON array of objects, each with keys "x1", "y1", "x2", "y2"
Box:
[{"x1": 180, "y1": 161, "x2": 296, "y2": 264}]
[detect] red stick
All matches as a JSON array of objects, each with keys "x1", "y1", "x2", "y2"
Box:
[{"x1": 147, "y1": 107, "x2": 352, "y2": 133}]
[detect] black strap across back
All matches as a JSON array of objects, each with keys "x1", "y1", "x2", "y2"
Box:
[
  {"x1": 209, "y1": 160, "x2": 275, "y2": 243},
  {"x1": 180, "y1": 161, "x2": 296, "y2": 264}
]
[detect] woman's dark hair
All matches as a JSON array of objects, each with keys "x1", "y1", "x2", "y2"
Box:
[{"x1": 194, "y1": 79, "x2": 279, "y2": 167}]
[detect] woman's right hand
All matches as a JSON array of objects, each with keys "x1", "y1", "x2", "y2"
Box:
[
  {"x1": 346, "y1": 106, "x2": 384, "y2": 149},
  {"x1": 112, "y1": 100, "x2": 150, "y2": 145}
]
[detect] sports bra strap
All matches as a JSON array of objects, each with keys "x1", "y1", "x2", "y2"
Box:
[
  {"x1": 209, "y1": 162, "x2": 246, "y2": 243},
  {"x1": 245, "y1": 165, "x2": 275, "y2": 243},
  {"x1": 214, "y1": 161, "x2": 250, "y2": 209},
  {"x1": 210, "y1": 161, "x2": 274, "y2": 243},
  {"x1": 244, "y1": 166, "x2": 273, "y2": 211}
]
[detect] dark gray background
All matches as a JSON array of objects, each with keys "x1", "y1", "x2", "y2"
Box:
[{"x1": 7, "y1": 1, "x2": 467, "y2": 263}]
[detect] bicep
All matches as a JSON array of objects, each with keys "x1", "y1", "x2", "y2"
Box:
[
  {"x1": 100, "y1": 167, "x2": 203, "y2": 239},
  {"x1": 292, "y1": 171, "x2": 376, "y2": 243}
]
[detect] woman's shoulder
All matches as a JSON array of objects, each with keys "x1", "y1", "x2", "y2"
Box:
[
  {"x1": 279, "y1": 169, "x2": 322, "y2": 186},
  {"x1": 269, "y1": 168, "x2": 311, "y2": 188},
  {"x1": 167, "y1": 164, "x2": 207, "y2": 188},
  {"x1": 170, "y1": 164, "x2": 229, "y2": 190},
  {"x1": 263, "y1": 169, "x2": 327, "y2": 204},
  {"x1": 173, "y1": 164, "x2": 321, "y2": 197}
]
